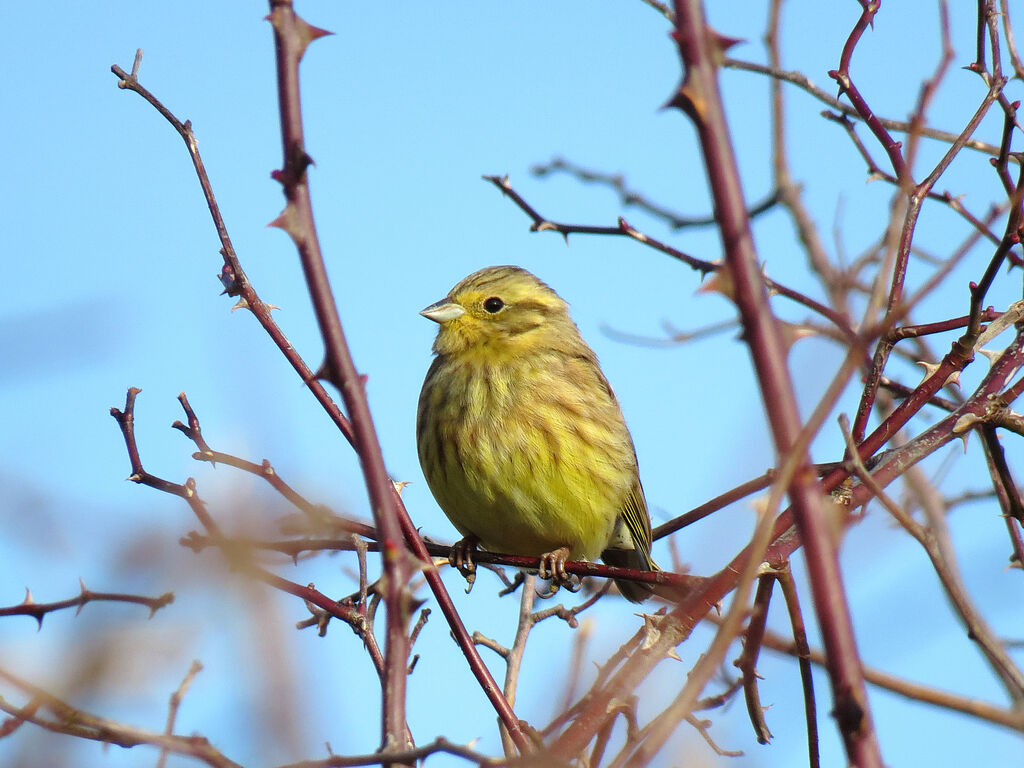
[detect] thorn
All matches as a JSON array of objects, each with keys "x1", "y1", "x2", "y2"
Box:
[
  {"x1": 231, "y1": 298, "x2": 250, "y2": 313},
  {"x1": 953, "y1": 412, "x2": 981, "y2": 435},
  {"x1": 75, "y1": 581, "x2": 89, "y2": 618},
  {"x1": 664, "y1": 79, "x2": 704, "y2": 120},
  {"x1": 409, "y1": 595, "x2": 428, "y2": 613},
  {"x1": 666, "y1": 647, "x2": 682, "y2": 662},
  {"x1": 393, "y1": 480, "x2": 411, "y2": 497},
  {"x1": 697, "y1": 263, "x2": 733, "y2": 300},
  {"x1": 295, "y1": 150, "x2": 315, "y2": 175},
  {"x1": 944, "y1": 370, "x2": 961, "y2": 388},
  {"x1": 219, "y1": 264, "x2": 241, "y2": 296},
  {"x1": 22, "y1": 588, "x2": 34, "y2": 606},
  {"x1": 708, "y1": 29, "x2": 744, "y2": 59},
  {"x1": 268, "y1": 203, "x2": 303, "y2": 242},
  {"x1": 294, "y1": 16, "x2": 333, "y2": 59},
  {"x1": 979, "y1": 348, "x2": 1002, "y2": 365},
  {"x1": 779, "y1": 321, "x2": 815, "y2": 351},
  {"x1": 640, "y1": 612, "x2": 664, "y2": 650},
  {"x1": 916, "y1": 360, "x2": 942, "y2": 382},
  {"x1": 482, "y1": 173, "x2": 511, "y2": 192}
]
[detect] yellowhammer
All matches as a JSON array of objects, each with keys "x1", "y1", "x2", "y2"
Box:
[{"x1": 416, "y1": 265, "x2": 658, "y2": 602}]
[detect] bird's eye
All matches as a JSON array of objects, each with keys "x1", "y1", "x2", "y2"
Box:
[{"x1": 483, "y1": 297, "x2": 504, "y2": 313}]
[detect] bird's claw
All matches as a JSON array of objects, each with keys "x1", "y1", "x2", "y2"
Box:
[
  {"x1": 536, "y1": 546, "x2": 580, "y2": 597},
  {"x1": 449, "y1": 537, "x2": 479, "y2": 593},
  {"x1": 538, "y1": 546, "x2": 571, "y2": 583}
]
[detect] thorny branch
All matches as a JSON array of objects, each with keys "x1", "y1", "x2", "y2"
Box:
[
  {"x1": 109, "y1": 41, "x2": 531, "y2": 755},
  {"x1": 469, "y1": 2, "x2": 1024, "y2": 764},
  {"x1": 0, "y1": 582, "x2": 173, "y2": 626},
  {"x1": 30, "y1": 1, "x2": 1017, "y2": 765},
  {"x1": 264, "y1": 4, "x2": 414, "y2": 754},
  {"x1": 110, "y1": 388, "x2": 392, "y2": 683},
  {"x1": 671, "y1": 2, "x2": 880, "y2": 765}
]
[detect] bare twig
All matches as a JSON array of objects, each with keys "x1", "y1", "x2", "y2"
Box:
[
  {"x1": 723, "y1": 58, "x2": 1007, "y2": 159},
  {"x1": 735, "y1": 574, "x2": 775, "y2": 744},
  {"x1": 751, "y1": 625, "x2": 1024, "y2": 733},
  {"x1": 156, "y1": 661, "x2": 204, "y2": 768},
  {"x1": 272, "y1": 737, "x2": 502, "y2": 768},
  {"x1": 776, "y1": 566, "x2": 819, "y2": 768},
  {"x1": 531, "y1": 156, "x2": 780, "y2": 229},
  {"x1": 840, "y1": 415, "x2": 1024, "y2": 703},
  {"x1": 0, "y1": 668, "x2": 242, "y2": 768}
]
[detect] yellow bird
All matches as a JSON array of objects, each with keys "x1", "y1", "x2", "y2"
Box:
[{"x1": 416, "y1": 265, "x2": 657, "y2": 602}]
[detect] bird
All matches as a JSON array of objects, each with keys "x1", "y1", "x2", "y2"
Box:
[{"x1": 415, "y1": 265, "x2": 657, "y2": 602}]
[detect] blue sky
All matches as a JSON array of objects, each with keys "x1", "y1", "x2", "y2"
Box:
[{"x1": 2, "y1": 2, "x2": 1022, "y2": 766}]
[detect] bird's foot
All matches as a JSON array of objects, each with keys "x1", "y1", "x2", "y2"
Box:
[
  {"x1": 449, "y1": 536, "x2": 479, "y2": 593},
  {"x1": 536, "y1": 546, "x2": 582, "y2": 597},
  {"x1": 538, "y1": 546, "x2": 570, "y2": 583}
]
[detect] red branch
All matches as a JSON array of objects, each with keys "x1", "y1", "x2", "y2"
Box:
[
  {"x1": 666, "y1": 1, "x2": 882, "y2": 765},
  {"x1": 265, "y1": 2, "x2": 413, "y2": 752}
]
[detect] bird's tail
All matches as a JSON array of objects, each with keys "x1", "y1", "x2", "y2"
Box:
[
  {"x1": 603, "y1": 489, "x2": 659, "y2": 602},
  {"x1": 601, "y1": 544, "x2": 658, "y2": 603}
]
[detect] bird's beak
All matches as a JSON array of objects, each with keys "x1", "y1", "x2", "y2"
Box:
[{"x1": 420, "y1": 298, "x2": 465, "y2": 324}]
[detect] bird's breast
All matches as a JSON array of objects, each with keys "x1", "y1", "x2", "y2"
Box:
[{"x1": 421, "y1": 353, "x2": 634, "y2": 560}]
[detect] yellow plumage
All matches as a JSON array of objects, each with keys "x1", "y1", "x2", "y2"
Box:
[{"x1": 416, "y1": 265, "x2": 657, "y2": 602}]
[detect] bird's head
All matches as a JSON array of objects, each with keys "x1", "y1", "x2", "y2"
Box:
[{"x1": 421, "y1": 265, "x2": 578, "y2": 358}]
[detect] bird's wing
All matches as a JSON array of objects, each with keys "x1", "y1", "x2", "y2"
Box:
[{"x1": 620, "y1": 477, "x2": 656, "y2": 570}]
